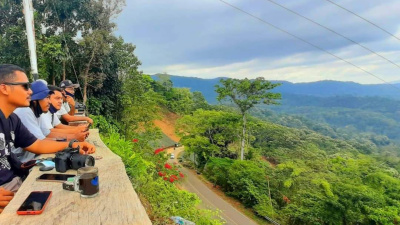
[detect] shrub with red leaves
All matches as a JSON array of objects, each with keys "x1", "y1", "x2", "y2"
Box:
[
  {"x1": 158, "y1": 171, "x2": 165, "y2": 177},
  {"x1": 154, "y1": 148, "x2": 164, "y2": 155},
  {"x1": 164, "y1": 163, "x2": 172, "y2": 169}
]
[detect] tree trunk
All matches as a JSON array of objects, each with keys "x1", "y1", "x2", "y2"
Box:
[
  {"x1": 62, "y1": 60, "x2": 66, "y2": 80},
  {"x1": 83, "y1": 50, "x2": 95, "y2": 105},
  {"x1": 52, "y1": 74, "x2": 55, "y2": 85},
  {"x1": 83, "y1": 67, "x2": 88, "y2": 105},
  {"x1": 241, "y1": 113, "x2": 246, "y2": 160}
]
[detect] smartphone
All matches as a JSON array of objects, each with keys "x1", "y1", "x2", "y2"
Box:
[
  {"x1": 36, "y1": 174, "x2": 76, "y2": 182},
  {"x1": 17, "y1": 191, "x2": 52, "y2": 215},
  {"x1": 55, "y1": 137, "x2": 67, "y2": 142},
  {"x1": 86, "y1": 123, "x2": 92, "y2": 131}
]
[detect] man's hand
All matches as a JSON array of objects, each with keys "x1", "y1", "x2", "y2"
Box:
[
  {"x1": 65, "y1": 96, "x2": 75, "y2": 108},
  {"x1": 72, "y1": 142, "x2": 95, "y2": 154},
  {"x1": 0, "y1": 187, "x2": 14, "y2": 213},
  {"x1": 75, "y1": 126, "x2": 87, "y2": 133},
  {"x1": 75, "y1": 131, "x2": 89, "y2": 142},
  {"x1": 86, "y1": 117, "x2": 93, "y2": 124}
]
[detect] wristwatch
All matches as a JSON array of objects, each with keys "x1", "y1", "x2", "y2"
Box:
[{"x1": 68, "y1": 139, "x2": 79, "y2": 148}]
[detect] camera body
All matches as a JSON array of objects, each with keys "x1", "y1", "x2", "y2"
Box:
[
  {"x1": 75, "y1": 102, "x2": 86, "y2": 114},
  {"x1": 55, "y1": 146, "x2": 95, "y2": 173}
]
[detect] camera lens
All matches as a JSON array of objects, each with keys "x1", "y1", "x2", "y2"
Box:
[
  {"x1": 70, "y1": 154, "x2": 95, "y2": 170},
  {"x1": 85, "y1": 156, "x2": 95, "y2": 167}
]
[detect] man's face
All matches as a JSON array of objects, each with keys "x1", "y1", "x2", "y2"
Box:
[
  {"x1": 50, "y1": 91, "x2": 63, "y2": 110},
  {"x1": 65, "y1": 87, "x2": 75, "y2": 94},
  {"x1": 38, "y1": 96, "x2": 50, "y2": 112},
  {"x1": 6, "y1": 71, "x2": 32, "y2": 107}
]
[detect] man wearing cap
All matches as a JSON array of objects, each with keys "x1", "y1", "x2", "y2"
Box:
[
  {"x1": 0, "y1": 64, "x2": 95, "y2": 210},
  {"x1": 13, "y1": 79, "x2": 53, "y2": 162},
  {"x1": 13, "y1": 80, "x2": 89, "y2": 162},
  {"x1": 58, "y1": 80, "x2": 93, "y2": 124},
  {"x1": 39, "y1": 85, "x2": 88, "y2": 140}
]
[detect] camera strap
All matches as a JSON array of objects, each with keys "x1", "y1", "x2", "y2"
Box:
[{"x1": 68, "y1": 139, "x2": 78, "y2": 148}]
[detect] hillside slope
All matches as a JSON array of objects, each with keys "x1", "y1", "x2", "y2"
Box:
[{"x1": 153, "y1": 111, "x2": 181, "y2": 143}]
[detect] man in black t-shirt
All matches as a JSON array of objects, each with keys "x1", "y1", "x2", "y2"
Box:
[{"x1": 0, "y1": 64, "x2": 96, "y2": 213}]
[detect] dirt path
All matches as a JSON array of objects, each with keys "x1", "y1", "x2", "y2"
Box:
[{"x1": 168, "y1": 147, "x2": 259, "y2": 225}]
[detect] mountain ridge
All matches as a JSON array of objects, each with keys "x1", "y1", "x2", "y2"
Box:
[{"x1": 151, "y1": 74, "x2": 400, "y2": 103}]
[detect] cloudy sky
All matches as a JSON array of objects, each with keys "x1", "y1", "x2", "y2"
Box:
[{"x1": 115, "y1": 0, "x2": 400, "y2": 84}]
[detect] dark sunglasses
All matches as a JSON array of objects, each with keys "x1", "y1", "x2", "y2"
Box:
[{"x1": 2, "y1": 82, "x2": 31, "y2": 90}]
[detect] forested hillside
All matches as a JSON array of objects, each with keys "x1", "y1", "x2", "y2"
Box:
[
  {"x1": 177, "y1": 104, "x2": 400, "y2": 224},
  {"x1": 165, "y1": 75, "x2": 400, "y2": 224},
  {"x1": 155, "y1": 74, "x2": 400, "y2": 145},
  {"x1": 257, "y1": 94, "x2": 400, "y2": 144}
]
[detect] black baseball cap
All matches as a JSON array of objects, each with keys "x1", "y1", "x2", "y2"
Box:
[{"x1": 59, "y1": 80, "x2": 80, "y2": 88}]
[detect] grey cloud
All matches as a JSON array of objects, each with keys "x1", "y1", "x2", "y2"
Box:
[{"x1": 115, "y1": 0, "x2": 400, "y2": 82}]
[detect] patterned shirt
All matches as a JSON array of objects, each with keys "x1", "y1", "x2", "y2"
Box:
[{"x1": 0, "y1": 109, "x2": 37, "y2": 185}]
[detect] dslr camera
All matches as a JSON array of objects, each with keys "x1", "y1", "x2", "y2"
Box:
[{"x1": 55, "y1": 146, "x2": 95, "y2": 173}]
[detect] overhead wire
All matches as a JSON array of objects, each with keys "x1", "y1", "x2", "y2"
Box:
[
  {"x1": 324, "y1": 0, "x2": 400, "y2": 41},
  {"x1": 217, "y1": 0, "x2": 400, "y2": 91},
  {"x1": 263, "y1": 0, "x2": 400, "y2": 70}
]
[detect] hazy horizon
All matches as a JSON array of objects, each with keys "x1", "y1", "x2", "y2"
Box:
[{"x1": 151, "y1": 73, "x2": 400, "y2": 85}]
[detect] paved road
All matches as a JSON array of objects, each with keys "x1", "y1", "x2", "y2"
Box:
[{"x1": 169, "y1": 147, "x2": 258, "y2": 225}]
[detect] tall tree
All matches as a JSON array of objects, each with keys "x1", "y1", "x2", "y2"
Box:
[{"x1": 215, "y1": 77, "x2": 281, "y2": 160}]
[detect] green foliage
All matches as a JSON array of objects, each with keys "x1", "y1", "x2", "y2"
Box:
[
  {"x1": 92, "y1": 115, "x2": 120, "y2": 135},
  {"x1": 204, "y1": 158, "x2": 275, "y2": 218},
  {"x1": 215, "y1": 77, "x2": 281, "y2": 160},
  {"x1": 97, "y1": 117, "x2": 223, "y2": 224},
  {"x1": 198, "y1": 109, "x2": 400, "y2": 224},
  {"x1": 215, "y1": 77, "x2": 281, "y2": 114},
  {"x1": 152, "y1": 75, "x2": 211, "y2": 115},
  {"x1": 36, "y1": 35, "x2": 66, "y2": 83},
  {"x1": 177, "y1": 110, "x2": 242, "y2": 165}
]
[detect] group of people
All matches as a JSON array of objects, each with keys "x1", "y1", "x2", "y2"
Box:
[{"x1": 0, "y1": 64, "x2": 96, "y2": 213}]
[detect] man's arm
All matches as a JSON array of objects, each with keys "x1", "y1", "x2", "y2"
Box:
[
  {"x1": 24, "y1": 140, "x2": 95, "y2": 154},
  {"x1": 68, "y1": 103, "x2": 76, "y2": 116},
  {"x1": 47, "y1": 130, "x2": 89, "y2": 142},
  {"x1": 65, "y1": 96, "x2": 75, "y2": 116},
  {"x1": 49, "y1": 127, "x2": 85, "y2": 134},
  {"x1": 54, "y1": 123, "x2": 87, "y2": 131},
  {"x1": 0, "y1": 188, "x2": 14, "y2": 213},
  {"x1": 61, "y1": 114, "x2": 93, "y2": 124}
]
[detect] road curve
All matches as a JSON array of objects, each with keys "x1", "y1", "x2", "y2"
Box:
[{"x1": 169, "y1": 147, "x2": 258, "y2": 225}]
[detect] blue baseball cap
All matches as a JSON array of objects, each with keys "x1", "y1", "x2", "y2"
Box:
[{"x1": 31, "y1": 80, "x2": 51, "y2": 101}]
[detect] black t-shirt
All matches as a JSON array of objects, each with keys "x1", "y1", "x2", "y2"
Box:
[{"x1": 0, "y1": 109, "x2": 37, "y2": 185}]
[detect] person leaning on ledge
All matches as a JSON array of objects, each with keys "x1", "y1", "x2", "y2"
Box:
[
  {"x1": 0, "y1": 64, "x2": 95, "y2": 213},
  {"x1": 37, "y1": 84, "x2": 89, "y2": 142},
  {"x1": 57, "y1": 80, "x2": 93, "y2": 124}
]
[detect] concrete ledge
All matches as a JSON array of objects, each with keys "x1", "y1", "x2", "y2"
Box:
[{"x1": 0, "y1": 129, "x2": 151, "y2": 225}]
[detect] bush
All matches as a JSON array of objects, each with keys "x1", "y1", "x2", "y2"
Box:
[{"x1": 97, "y1": 118, "x2": 223, "y2": 224}]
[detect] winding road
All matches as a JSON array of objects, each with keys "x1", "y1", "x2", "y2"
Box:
[{"x1": 168, "y1": 147, "x2": 258, "y2": 225}]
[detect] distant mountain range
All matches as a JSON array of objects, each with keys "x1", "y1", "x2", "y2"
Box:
[{"x1": 151, "y1": 74, "x2": 400, "y2": 104}]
